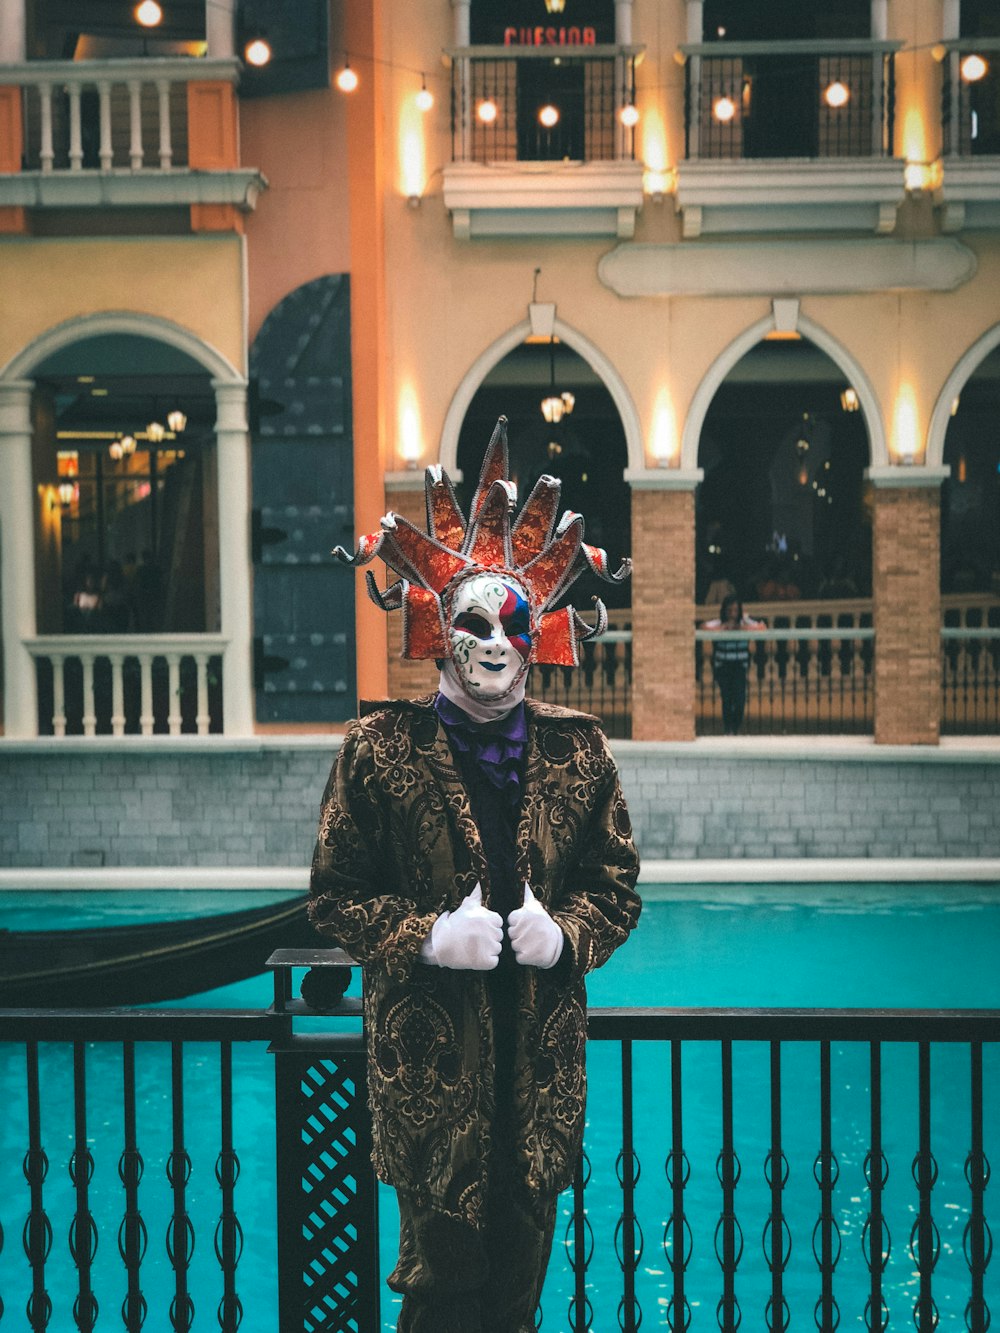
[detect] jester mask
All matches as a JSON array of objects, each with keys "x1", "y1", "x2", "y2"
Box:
[{"x1": 333, "y1": 416, "x2": 631, "y2": 704}]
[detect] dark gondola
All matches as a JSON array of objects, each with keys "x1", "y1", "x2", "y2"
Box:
[{"x1": 0, "y1": 895, "x2": 320, "y2": 1007}]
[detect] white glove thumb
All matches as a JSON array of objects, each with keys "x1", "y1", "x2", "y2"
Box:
[
  {"x1": 420, "y1": 882, "x2": 503, "y2": 971},
  {"x1": 507, "y1": 881, "x2": 564, "y2": 970}
]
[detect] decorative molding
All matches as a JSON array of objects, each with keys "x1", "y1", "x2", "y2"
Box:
[
  {"x1": 443, "y1": 161, "x2": 644, "y2": 239},
  {"x1": 864, "y1": 464, "x2": 951, "y2": 488},
  {"x1": 598, "y1": 237, "x2": 977, "y2": 298},
  {"x1": 772, "y1": 298, "x2": 800, "y2": 333},
  {"x1": 624, "y1": 466, "x2": 704, "y2": 489},
  {"x1": 674, "y1": 158, "x2": 906, "y2": 238},
  {"x1": 0, "y1": 168, "x2": 268, "y2": 212},
  {"x1": 938, "y1": 158, "x2": 1000, "y2": 233}
]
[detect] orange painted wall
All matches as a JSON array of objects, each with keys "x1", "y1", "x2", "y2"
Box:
[{"x1": 240, "y1": 85, "x2": 352, "y2": 342}]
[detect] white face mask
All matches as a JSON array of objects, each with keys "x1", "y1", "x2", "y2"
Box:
[{"x1": 447, "y1": 574, "x2": 533, "y2": 700}]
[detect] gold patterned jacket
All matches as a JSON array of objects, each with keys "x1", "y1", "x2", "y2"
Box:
[{"x1": 308, "y1": 695, "x2": 641, "y2": 1226}]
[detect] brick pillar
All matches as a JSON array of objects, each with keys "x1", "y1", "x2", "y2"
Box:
[
  {"x1": 383, "y1": 479, "x2": 438, "y2": 700},
  {"x1": 870, "y1": 471, "x2": 947, "y2": 745},
  {"x1": 629, "y1": 478, "x2": 699, "y2": 741}
]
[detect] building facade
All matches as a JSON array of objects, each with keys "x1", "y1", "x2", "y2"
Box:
[{"x1": 1, "y1": 0, "x2": 999, "y2": 749}]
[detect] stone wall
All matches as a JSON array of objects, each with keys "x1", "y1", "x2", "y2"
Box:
[{"x1": 1, "y1": 739, "x2": 999, "y2": 871}]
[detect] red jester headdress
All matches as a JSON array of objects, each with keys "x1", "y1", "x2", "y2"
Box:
[{"x1": 332, "y1": 416, "x2": 631, "y2": 666}]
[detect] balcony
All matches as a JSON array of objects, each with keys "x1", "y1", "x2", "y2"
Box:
[
  {"x1": 675, "y1": 39, "x2": 905, "y2": 238},
  {"x1": 0, "y1": 56, "x2": 265, "y2": 221},
  {"x1": 938, "y1": 38, "x2": 1000, "y2": 232},
  {"x1": 443, "y1": 45, "x2": 645, "y2": 239}
]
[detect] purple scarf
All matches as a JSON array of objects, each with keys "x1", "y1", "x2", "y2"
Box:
[{"x1": 434, "y1": 694, "x2": 527, "y2": 800}]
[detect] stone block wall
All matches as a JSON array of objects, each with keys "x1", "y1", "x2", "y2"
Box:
[{"x1": 2, "y1": 740, "x2": 999, "y2": 872}]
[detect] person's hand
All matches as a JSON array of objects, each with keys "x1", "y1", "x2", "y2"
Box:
[
  {"x1": 420, "y1": 884, "x2": 503, "y2": 970},
  {"x1": 508, "y1": 884, "x2": 564, "y2": 969}
]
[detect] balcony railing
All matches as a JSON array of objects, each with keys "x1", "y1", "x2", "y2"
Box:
[
  {"x1": 448, "y1": 45, "x2": 639, "y2": 165},
  {"x1": 1, "y1": 955, "x2": 996, "y2": 1333},
  {"x1": 0, "y1": 57, "x2": 264, "y2": 212},
  {"x1": 941, "y1": 38, "x2": 1000, "y2": 158},
  {"x1": 529, "y1": 629, "x2": 632, "y2": 737},
  {"x1": 680, "y1": 39, "x2": 899, "y2": 161},
  {"x1": 26, "y1": 634, "x2": 226, "y2": 737}
]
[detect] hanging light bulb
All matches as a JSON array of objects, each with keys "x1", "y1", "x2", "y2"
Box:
[
  {"x1": 840, "y1": 387, "x2": 859, "y2": 412},
  {"x1": 961, "y1": 54, "x2": 988, "y2": 82},
  {"x1": 336, "y1": 59, "x2": 359, "y2": 93},
  {"x1": 619, "y1": 103, "x2": 640, "y2": 127},
  {"x1": 121, "y1": 433, "x2": 137, "y2": 456},
  {"x1": 477, "y1": 97, "x2": 499, "y2": 124},
  {"x1": 713, "y1": 96, "x2": 737, "y2": 122},
  {"x1": 134, "y1": 0, "x2": 163, "y2": 27},
  {"x1": 167, "y1": 410, "x2": 187, "y2": 433},
  {"x1": 244, "y1": 37, "x2": 272, "y2": 67},
  {"x1": 824, "y1": 80, "x2": 850, "y2": 108},
  {"x1": 146, "y1": 421, "x2": 166, "y2": 443},
  {"x1": 541, "y1": 395, "x2": 565, "y2": 424},
  {"x1": 538, "y1": 104, "x2": 560, "y2": 128},
  {"x1": 560, "y1": 391, "x2": 575, "y2": 416},
  {"x1": 416, "y1": 75, "x2": 434, "y2": 112}
]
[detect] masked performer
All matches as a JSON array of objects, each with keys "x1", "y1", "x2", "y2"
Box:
[{"x1": 309, "y1": 417, "x2": 641, "y2": 1332}]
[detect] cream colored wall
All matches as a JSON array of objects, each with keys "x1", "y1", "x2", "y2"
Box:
[
  {"x1": 0, "y1": 236, "x2": 246, "y2": 373},
  {"x1": 375, "y1": 0, "x2": 998, "y2": 477}
]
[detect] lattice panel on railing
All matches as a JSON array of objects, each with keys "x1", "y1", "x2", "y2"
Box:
[{"x1": 274, "y1": 1049, "x2": 379, "y2": 1333}]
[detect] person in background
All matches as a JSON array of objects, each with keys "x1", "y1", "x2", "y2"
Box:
[
  {"x1": 703, "y1": 592, "x2": 766, "y2": 735},
  {"x1": 309, "y1": 419, "x2": 641, "y2": 1332}
]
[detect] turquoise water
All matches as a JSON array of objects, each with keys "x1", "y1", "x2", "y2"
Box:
[{"x1": 1, "y1": 885, "x2": 999, "y2": 1328}]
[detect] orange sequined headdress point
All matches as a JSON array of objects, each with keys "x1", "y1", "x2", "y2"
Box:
[{"x1": 332, "y1": 416, "x2": 631, "y2": 665}]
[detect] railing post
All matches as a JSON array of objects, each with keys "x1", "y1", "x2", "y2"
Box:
[{"x1": 269, "y1": 957, "x2": 381, "y2": 1333}]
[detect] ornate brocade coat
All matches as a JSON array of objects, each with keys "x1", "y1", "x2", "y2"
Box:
[{"x1": 308, "y1": 695, "x2": 641, "y2": 1226}]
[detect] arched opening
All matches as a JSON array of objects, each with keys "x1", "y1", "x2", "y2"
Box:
[
  {"x1": 455, "y1": 336, "x2": 632, "y2": 730},
  {"x1": 939, "y1": 343, "x2": 1000, "y2": 733},
  {"x1": 695, "y1": 333, "x2": 874, "y2": 735},
  {"x1": 30, "y1": 332, "x2": 218, "y2": 636}
]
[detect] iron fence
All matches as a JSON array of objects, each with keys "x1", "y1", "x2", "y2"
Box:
[
  {"x1": 682, "y1": 40, "x2": 897, "y2": 160},
  {"x1": 449, "y1": 47, "x2": 637, "y2": 164},
  {"x1": 940, "y1": 39, "x2": 1000, "y2": 157},
  {"x1": 528, "y1": 630, "x2": 631, "y2": 737},
  {"x1": 942, "y1": 627, "x2": 1000, "y2": 734},
  {"x1": 1, "y1": 959, "x2": 997, "y2": 1332},
  {"x1": 696, "y1": 625, "x2": 876, "y2": 736}
]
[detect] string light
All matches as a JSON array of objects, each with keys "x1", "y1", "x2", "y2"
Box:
[
  {"x1": 824, "y1": 80, "x2": 850, "y2": 108},
  {"x1": 713, "y1": 95, "x2": 737, "y2": 122},
  {"x1": 619, "y1": 103, "x2": 640, "y2": 127},
  {"x1": 336, "y1": 59, "x2": 359, "y2": 93},
  {"x1": 477, "y1": 97, "x2": 499, "y2": 124},
  {"x1": 961, "y1": 54, "x2": 988, "y2": 82},
  {"x1": 245, "y1": 37, "x2": 272, "y2": 67},
  {"x1": 416, "y1": 75, "x2": 434, "y2": 112},
  {"x1": 539, "y1": 104, "x2": 560, "y2": 128},
  {"x1": 134, "y1": 0, "x2": 162, "y2": 27}
]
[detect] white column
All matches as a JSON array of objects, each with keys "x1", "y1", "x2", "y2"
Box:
[
  {"x1": 452, "y1": 0, "x2": 471, "y2": 46},
  {"x1": 0, "y1": 381, "x2": 38, "y2": 738},
  {"x1": 206, "y1": 0, "x2": 237, "y2": 59},
  {"x1": 615, "y1": 0, "x2": 633, "y2": 46},
  {"x1": 870, "y1": 0, "x2": 888, "y2": 41},
  {"x1": 0, "y1": 0, "x2": 26, "y2": 62},
  {"x1": 213, "y1": 379, "x2": 254, "y2": 736}
]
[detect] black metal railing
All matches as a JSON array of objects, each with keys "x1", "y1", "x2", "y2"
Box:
[
  {"x1": 681, "y1": 40, "x2": 898, "y2": 160},
  {"x1": 528, "y1": 630, "x2": 632, "y2": 737},
  {"x1": 942, "y1": 624, "x2": 1000, "y2": 734},
  {"x1": 696, "y1": 623, "x2": 876, "y2": 735},
  {"x1": 449, "y1": 46, "x2": 638, "y2": 164},
  {"x1": 941, "y1": 39, "x2": 1000, "y2": 157},
  {"x1": 2, "y1": 969, "x2": 997, "y2": 1333}
]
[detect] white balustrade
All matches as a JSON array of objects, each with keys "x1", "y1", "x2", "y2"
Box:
[
  {"x1": 24, "y1": 635, "x2": 228, "y2": 738},
  {"x1": 1, "y1": 57, "x2": 240, "y2": 175}
]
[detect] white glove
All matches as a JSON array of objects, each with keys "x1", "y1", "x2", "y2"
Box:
[
  {"x1": 507, "y1": 884, "x2": 564, "y2": 970},
  {"x1": 420, "y1": 884, "x2": 503, "y2": 971}
]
